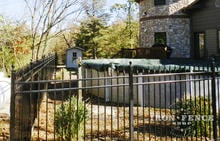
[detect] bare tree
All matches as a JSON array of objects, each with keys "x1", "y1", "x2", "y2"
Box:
[
  {"x1": 24, "y1": 0, "x2": 83, "y2": 60},
  {"x1": 81, "y1": 0, "x2": 108, "y2": 21}
]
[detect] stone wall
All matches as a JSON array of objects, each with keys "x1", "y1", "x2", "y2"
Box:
[
  {"x1": 140, "y1": 18, "x2": 191, "y2": 57},
  {"x1": 139, "y1": 0, "x2": 197, "y2": 58},
  {"x1": 139, "y1": 0, "x2": 197, "y2": 16}
]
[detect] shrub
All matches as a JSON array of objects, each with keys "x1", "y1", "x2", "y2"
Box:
[
  {"x1": 172, "y1": 97, "x2": 213, "y2": 137},
  {"x1": 54, "y1": 96, "x2": 88, "y2": 140}
]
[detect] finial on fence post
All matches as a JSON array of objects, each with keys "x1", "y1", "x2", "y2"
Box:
[
  {"x1": 55, "y1": 52, "x2": 58, "y2": 66},
  {"x1": 30, "y1": 59, "x2": 33, "y2": 69},
  {"x1": 11, "y1": 64, "x2": 15, "y2": 71}
]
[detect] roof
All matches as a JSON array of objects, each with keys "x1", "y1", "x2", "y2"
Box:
[
  {"x1": 135, "y1": 0, "x2": 201, "y2": 3},
  {"x1": 182, "y1": 0, "x2": 208, "y2": 12},
  {"x1": 134, "y1": 0, "x2": 143, "y2": 3},
  {"x1": 135, "y1": 0, "x2": 205, "y2": 12},
  {"x1": 66, "y1": 47, "x2": 84, "y2": 51}
]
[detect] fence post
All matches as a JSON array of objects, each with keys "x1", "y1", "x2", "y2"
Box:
[
  {"x1": 129, "y1": 62, "x2": 134, "y2": 141},
  {"x1": 10, "y1": 65, "x2": 16, "y2": 141},
  {"x1": 211, "y1": 58, "x2": 218, "y2": 140},
  {"x1": 77, "y1": 57, "x2": 82, "y2": 98}
]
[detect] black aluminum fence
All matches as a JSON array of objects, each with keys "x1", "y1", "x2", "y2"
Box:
[
  {"x1": 10, "y1": 56, "x2": 220, "y2": 141},
  {"x1": 10, "y1": 54, "x2": 57, "y2": 140}
]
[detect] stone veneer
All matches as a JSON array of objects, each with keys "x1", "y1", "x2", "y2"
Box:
[{"x1": 139, "y1": 0, "x2": 197, "y2": 58}]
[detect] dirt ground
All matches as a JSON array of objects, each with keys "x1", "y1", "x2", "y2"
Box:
[
  {"x1": 0, "y1": 113, "x2": 10, "y2": 141},
  {"x1": 0, "y1": 97, "x2": 211, "y2": 141}
]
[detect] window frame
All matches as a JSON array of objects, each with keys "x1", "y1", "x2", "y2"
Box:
[{"x1": 72, "y1": 52, "x2": 77, "y2": 62}]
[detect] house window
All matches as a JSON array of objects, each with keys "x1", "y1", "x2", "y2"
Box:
[
  {"x1": 72, "y1": 52, "x2": 77, "y2": 62},
  {"x1": 154, "y1": 32, "x2": 167, "y2": 45},
  {"x1": 154, "y1": 0, "x2": 166, "y2": 6},
  {"x1": 194, "y1": 32, "x2": 205, "y2": 58},
  {"x1": 198, "y1": 33, "x2": 205, "y2": 58}
]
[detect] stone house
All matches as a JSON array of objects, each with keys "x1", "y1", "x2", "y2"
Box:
[{"x1": 135, "y1": 0, "x2": 220, "y2": 58}]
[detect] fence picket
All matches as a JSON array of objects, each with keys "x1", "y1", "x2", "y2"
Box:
[
  {"x1": 129, "y1": 62, "x2": 134, "y2": 141},
  {"x1": 211, "y1": 58, "x2": 218, "y2": 140},
  {"x1": 9, "y1": 56, "x2": 220, "y2": 141}
]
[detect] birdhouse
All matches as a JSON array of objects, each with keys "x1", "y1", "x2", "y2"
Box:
[{"x1": 66, "y1": 47, "x2": 84, "y2": 70}]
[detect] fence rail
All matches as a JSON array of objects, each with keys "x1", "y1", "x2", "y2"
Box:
[
  {"x1": 9, "y1": 56, "x2": 220, "y2": 141},
  {"x1": 10, "y1": 54, "x2": 56, "y2": 141}
]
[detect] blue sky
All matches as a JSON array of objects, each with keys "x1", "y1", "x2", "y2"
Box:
[
  {"x1": 0, "y1": 0, "x2": 25, "y2": 20},
  {"x1": 0, "y1": 0, "x2": 127, "y2": 21}
]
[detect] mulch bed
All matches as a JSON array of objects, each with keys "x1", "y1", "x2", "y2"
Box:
[
  {"x1": 0, "y1": 113, "x2": 10, "y2": 141},
  {"x1": 0, "y1": 97, "x2": 210, "y2": 141}
]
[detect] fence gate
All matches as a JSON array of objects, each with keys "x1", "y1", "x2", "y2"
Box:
[{"x1": 10, "y1": 56, "x2": 220, "y2": 141}]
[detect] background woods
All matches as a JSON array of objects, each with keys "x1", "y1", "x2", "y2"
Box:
[{"x1": 0, "y1": 0, "x2": 139, "y2": 73}]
